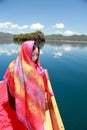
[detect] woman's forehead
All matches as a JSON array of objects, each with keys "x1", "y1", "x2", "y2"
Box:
[{"x1": 32, "y1": 47, "x2": 39, "y2": 53}]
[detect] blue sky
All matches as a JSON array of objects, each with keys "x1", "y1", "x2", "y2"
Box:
[{"x1": 0, "y1": 0, "x2": 87, "y2": 35}]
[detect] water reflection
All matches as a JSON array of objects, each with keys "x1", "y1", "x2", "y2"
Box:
[
  {"x1": 54, "y1": 51, "x2": 63, "y2": 58},
  {"x1": 0, "y1": 43, "x2": 20, "y2": 55},
  {"x1": 63, "y1": 46, "x2": 72, "y2": 51},
  {"x1": 0, "y1": 41, "x2": 87, "y2": 57},
  {"x1": 45, "y1": 41, "x2": 87, "y2": 58},
  {"x1": 0, "y1": 38, "x2": 13, "y2": 44},
  {"x1": 46, "y1": 41, "x2": 87, "y2": 48},
  {"x1": 0, "y1": 42, "x2": 45, "y2": 56}
]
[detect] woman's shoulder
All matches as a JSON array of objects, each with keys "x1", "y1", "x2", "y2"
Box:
[{"x1": 9, "y1": 60, "x2": 15, "y2": 68}]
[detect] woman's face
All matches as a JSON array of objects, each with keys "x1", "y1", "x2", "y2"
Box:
[{"x1": 32, "y1": 47, "x2": 39, "y2": 63}]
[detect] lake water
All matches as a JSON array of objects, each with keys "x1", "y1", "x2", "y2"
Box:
[{"x1": 0, "y1": 41, "x2": 87, "y2": 130}]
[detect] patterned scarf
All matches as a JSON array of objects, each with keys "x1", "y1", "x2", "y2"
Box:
[{"x1": 4, "y1": 40, "x2": 47, "y2": 130}]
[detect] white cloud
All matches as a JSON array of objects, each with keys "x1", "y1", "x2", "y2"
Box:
[
  {"x1": 0, "y1": 22, "x2": 29, "y2": 30},
  {"x1": 64, "y1": 30, "x2": 79, "y2": 36},
  {"x1": 53, "y1": 23, "x2": 64, "y2": 29},
  {"x1": 0, "y1": 22, "x2": 11, "y2": 28},
  {"x1": 0, "y1": 22, "x2": 81, "y2": 35},
  {"x1": 30, "y1": 23, "x2": 44, "y2": 30},
  {"x1": 0, "y1": 22, "x2": 45, "y2": 34},
  {"x1": 10, "y1": 24, "x2": 28, "y2": 30},
  {"x1": 55, "y1": 30, "x2": 63, "y2": 34}
]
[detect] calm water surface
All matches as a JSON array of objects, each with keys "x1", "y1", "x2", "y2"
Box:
[{"x1": 0, "y1": 42, "x2": 87, "y2": 130}]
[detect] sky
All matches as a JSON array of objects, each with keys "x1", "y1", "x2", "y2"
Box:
[{"x1": 0, "y1": 0, "x2": 87, "y2": 35}]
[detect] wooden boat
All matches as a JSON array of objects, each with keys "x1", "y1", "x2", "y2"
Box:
[
  {"x1": 44, "y1": 70, "x2": 65, "y2": 130},
  {"x1": 0, "y1": 70, "x2": 65, "y2": 130}
]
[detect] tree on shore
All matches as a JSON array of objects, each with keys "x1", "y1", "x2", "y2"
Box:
[{"x1": 14, "y1": 31, "x2": 45, "y2": 45}]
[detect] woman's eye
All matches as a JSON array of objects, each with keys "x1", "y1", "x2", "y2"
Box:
[{"x1": 32, "y1": 54, "x2": 38, "y2": 57}]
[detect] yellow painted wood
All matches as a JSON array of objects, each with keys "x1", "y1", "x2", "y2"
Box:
[
  {"x1": 44, "y1": 108, "x2": 53, "y2": 130},
  {"x1": 45, "y1": 70, "x2": 65, "y2": 130}
]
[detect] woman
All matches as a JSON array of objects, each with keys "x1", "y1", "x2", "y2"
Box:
[{"x1": 3, "y1": 40, "x2": 53, "y2": 130}]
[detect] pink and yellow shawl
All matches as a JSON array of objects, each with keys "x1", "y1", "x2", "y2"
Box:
[{"x1": 4, "y1": 40, "x2": 49, "y2": 130}]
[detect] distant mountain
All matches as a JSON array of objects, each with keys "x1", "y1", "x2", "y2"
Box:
[
  {"x1": 0, "y1": 32, "x2": 13, "y2": 38},
  {"x1": 45, "y1": 34, "x2": 87, "y2": 42},
  {"x1": 0, "y1": 32, "x2": 13, "y2": 43},
  {"x1": 1, "y1": 32, "x2": 87, "y2": 44}
]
